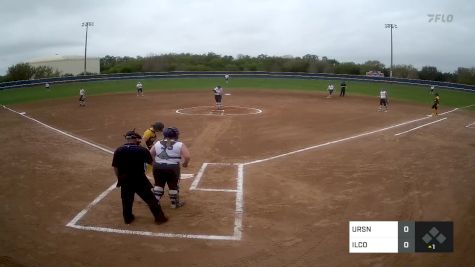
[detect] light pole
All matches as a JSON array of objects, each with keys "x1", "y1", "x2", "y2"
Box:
[
  {"x1": 385, "y1": 23, "x2": 397, "y2": 78},
  {"x1": 82, "y1": 21, "x2": 94, "y2": 75}
]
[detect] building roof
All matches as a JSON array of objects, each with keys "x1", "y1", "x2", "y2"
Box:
[{"x1": 29, "y1": 55, "x2": 99, "y2": 63}]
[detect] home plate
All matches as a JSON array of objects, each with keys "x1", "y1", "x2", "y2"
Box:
[{"x1": 225, "y1": 93, "x2": 231, "y2": 96}]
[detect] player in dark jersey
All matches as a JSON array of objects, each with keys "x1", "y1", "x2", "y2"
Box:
[
  {"x1": 432, "y1": 93, "x2": 440, "y2": 116},
  {"x1": 339, "y1": 81, "x2": 347, "y2": 97}
]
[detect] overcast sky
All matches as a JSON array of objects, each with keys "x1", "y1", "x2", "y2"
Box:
[{"x1": 1, "y1": 0, "x2": 474, "y2": 75}]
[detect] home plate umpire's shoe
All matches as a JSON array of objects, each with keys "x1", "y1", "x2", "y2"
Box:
[{"x1": 155, "y1": 216, "x2": 168, "y2": 225}]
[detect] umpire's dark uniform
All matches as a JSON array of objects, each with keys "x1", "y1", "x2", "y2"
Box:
[{"x1": 112, "y1": 131, "x2": 167, "y2": 224}]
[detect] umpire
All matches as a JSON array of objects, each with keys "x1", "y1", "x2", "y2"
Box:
[{"x1": 112, "y1": 130, "x2": 168, "y2": 225}]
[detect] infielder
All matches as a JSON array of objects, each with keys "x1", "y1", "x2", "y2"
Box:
[
  {"x1": 327, "y1": 83, "x2": 335, "y2": 98},
  {"x1": 340, "y1": 81, "x2": 347, "y2": 97},
  {"x1": 79, "y1": 88, "x2": 86, "y2": 107},
  {"x1": 224, "y1": 74, "x2": 230, "y2": 83},
  {"x1": 378, "y1": 89, "x2": 389, "y2": 112},
  {"x1": 136, "y1": 82, "x2": 143, "y2": 96},
  {"x1": 213, "y1": 85, "x2": 224, "y2": 110},
  {"x1": 432, "y1": 93, "x2": 440, "y2": 116}
]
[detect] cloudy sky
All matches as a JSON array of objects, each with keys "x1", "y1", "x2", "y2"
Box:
[{"x1": 1, "y1": 0, "x2": 474, "y2": 75}]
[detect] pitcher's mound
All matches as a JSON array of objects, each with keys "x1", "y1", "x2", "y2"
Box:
[{"x1": 176, "y1": 106, "x2": 262, "y2": 116}]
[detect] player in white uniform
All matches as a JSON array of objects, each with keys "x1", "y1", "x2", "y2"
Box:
[
  {"x1": 79, "y1": 88, "x2": 86, "y2": 107},
  {"x1": 327, "y1": 83, "x2": 335, "y2": 98},
  {"x1": 224, "y1": 74, "x2": 230, "y2": 83},
  {"x1": 136, "y1": 82, "x2": 143, "y2": 96},
  {"x1": 378, "y1": 89, "x2": 389, "y2": 112},
  {"x1": 213, "y1": 85, "x2": 224, "y2": 111},
  {"x1": 429, "y1": 85, "x2": 435, "y2": 94},
  {"x1": 150, "y1": 127, "x2": 191, "y2": 208}
]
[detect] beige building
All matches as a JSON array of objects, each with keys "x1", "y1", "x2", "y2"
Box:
[{"x1": 29, "y1": 55, "x2": 100, "y2": 75}]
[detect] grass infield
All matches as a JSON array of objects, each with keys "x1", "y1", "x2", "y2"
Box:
[{"x1": 0, "y1": 78, "x2": 474, "y2": 110}]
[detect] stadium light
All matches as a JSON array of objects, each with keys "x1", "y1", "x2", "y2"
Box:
[
  {"x1": 385, "y1": 23, "x2": 397, "y2": 78},
  {"x1": 82, "y1": 22, "x2": 94, "y2": 75}
]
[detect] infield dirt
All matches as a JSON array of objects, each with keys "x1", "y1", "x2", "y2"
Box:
[{"x1": 1, "y1": 89, "x2": 474, "y2": 266}]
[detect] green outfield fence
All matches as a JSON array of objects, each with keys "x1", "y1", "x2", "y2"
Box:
[{"x1": 1, "y1": 71, "x2": 474, "y2": 93}]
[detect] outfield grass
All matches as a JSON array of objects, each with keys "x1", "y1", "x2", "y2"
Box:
[{"x1": 0, "y1": 78, "x2": 474, "y2": 110}]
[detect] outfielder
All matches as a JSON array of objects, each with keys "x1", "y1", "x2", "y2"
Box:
[
  {"x1": 213, "y1": 85, "x2": 224, "y2": 110},
  {"x1": 150, "y1": 127, "x2": 191, "y2": 208}
]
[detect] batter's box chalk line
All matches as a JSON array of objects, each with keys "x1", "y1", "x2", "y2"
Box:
[{"x1": 66, "y1": 162, "x2": 244, "y2": 241}]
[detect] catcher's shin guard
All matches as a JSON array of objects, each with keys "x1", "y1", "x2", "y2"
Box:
[
  {"x1": 152, "y1": 186, "x2": 164, "y2": 201},
  {"x1": 169, "y1": 189, "x2": 184, "y2": 208}
]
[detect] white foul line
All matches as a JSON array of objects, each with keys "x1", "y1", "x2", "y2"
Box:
[
  {"x1": 2, "y1": 105, "x2": 114, "y2": 154},
  {"x1": 243, "y1": 116, "x2": 430, "y2": 165},
  {"x1": 394, "y1": 117, "x2": 447, "y2": 136},
  {"x1": 243, "y1": 107, "x2": 465, "y2": 166},
  {"x1": 466, "y1": 122, "x2": 475, "y2": 128}
]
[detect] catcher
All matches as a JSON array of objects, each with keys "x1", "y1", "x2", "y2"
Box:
[{"x1": 150, "y1": 127, "x2": 191, "y2": 208}]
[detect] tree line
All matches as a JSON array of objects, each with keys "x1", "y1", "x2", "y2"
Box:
[{"x1": 2, "y1": 53, "x2": 475, "y2": 85}]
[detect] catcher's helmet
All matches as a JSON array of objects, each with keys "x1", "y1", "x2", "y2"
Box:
[
  {"x1": 152, "y1": 122, "x2": 164, "y2": 131},
  {"x1": 163, "y1": 127, "x2": 179, "y2": 140}
]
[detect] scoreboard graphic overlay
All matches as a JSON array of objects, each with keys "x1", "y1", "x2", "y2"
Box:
[{"x1": 349, "y1": 221, "x2": 453, "y2": 253}]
